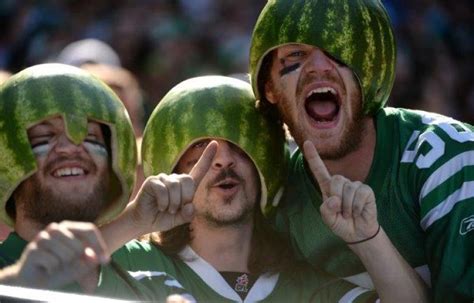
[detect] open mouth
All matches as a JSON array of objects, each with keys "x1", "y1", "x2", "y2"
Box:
[
  {"x1": 52, "y1": 167, "x2": 88, "y2": 178},
  {"x1": 304, "y1": 87, "x2": 341, "y2": 125},
  {"x1": 214, "y1": 179, "x2": 239, "y2": 190}
]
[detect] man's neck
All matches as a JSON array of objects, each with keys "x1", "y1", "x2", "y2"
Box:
[
  {"x1": 14, "y1": 214, "x2": 45, "y2": 242},
  {"x1": 322, "y1": 117, "x2": 376, "y2": 182},
  {"x1": 190, "y1": 218, "x2": 253, "y2": 273}
]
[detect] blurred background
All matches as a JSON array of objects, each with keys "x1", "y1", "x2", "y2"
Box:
[{"x1": 0, "y1": 0, "x2": 473, "y2": 125}]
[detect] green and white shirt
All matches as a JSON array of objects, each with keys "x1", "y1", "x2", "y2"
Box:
[
  {"x1": 113, "y1": 240, "x2": 378, "y2": 302},
  {"x1": 274, "y1": 107, "x2": 474, "y2": 302}
]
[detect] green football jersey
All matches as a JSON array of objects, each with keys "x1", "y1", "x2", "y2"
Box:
[
  {"x1": 274, "y1": 107, "x2": 474, "y2": 303},
  {"x1": 113, "y1": 240, "x2": 378, "y2": 302}
]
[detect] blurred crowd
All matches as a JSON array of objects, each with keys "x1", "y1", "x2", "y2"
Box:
[{"x1": 0, "y1": 0, "x2": 473, "y2": 124}]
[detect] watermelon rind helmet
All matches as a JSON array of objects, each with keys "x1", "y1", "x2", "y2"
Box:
[
  {"x1": 250, "y1": 0, "x2": 396, "y2": 115},
  {"x1": 0, "y1": 63, "x2": 137, "y2": 226},
  {"x1": 142, "y1": 76, "x2": 289, "y2": 216}
]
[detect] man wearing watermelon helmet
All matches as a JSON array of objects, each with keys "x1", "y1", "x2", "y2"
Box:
[
  {"x1": 103, "y1": 75, "x2": 427, "y2": 302},
  {"x1": 0, "y1": 63, "x2": 150, "y2": 299},
  {"x1": 250, "y1": 0, "x2": 474, "y2": 302}
]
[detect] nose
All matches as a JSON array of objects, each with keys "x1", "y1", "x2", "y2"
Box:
[
  {"x1": 212, "y1": 141, "x2": 235, "y2": 169},
  {"x1": 305, "y1": 48, "x2": 334, "y2": 74},
  {"x1": 53, "y1": 134, "x2": 83, "y2": 155}
]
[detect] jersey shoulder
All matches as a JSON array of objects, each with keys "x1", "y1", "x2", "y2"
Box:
[
  {"x1": 381, "y1": 108, "x2": 474, "y2": 170},
  {"x1": 383, "y1": 108, "x2": 474, "y2": 231}
]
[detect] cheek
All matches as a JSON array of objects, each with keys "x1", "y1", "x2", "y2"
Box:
[
  {"x1": 84, "y1": 142, "x2": 108, "y2": 157},
  {"x1": 32, "y1": 144, "x2": 52, "y2": 157},
  {"x1": 84, "y1": 142, "x2": 109, "y2": 167},
  {"x1": 278, "y1": 70, "x2": 300, "y2": 97}
]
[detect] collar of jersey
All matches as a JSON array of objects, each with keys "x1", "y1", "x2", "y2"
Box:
[{"x1": 179, "y1": 245, "x2": 279, "y2": 302}]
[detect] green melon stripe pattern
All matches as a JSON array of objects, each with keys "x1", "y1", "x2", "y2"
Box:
[
  {"x1": 0, "y1": 64, "x2": 137, "y2": 226},
  {"x1": 249, "y1": 0, "x2": 396, "y2": 115},
  {"x1": 142, "y1": 76, "x2": 288, "y2": 215}
]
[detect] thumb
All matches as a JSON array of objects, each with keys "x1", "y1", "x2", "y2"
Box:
[{"x1": 172, "y1": 204, "x2": 195, "y2": 228}]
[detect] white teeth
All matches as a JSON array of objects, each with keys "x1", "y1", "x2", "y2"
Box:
[
  {"x1": 307, "y1": 87, "x2": 337, "y2": 97},
  {"x1": 53, "y1": 167, "x2": 85, "y2": 177}
]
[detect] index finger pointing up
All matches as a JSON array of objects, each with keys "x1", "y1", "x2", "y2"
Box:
[
  {"x1": 303, "y1": 140, "x2": 331, "y2": 198},
  {"x1": 189, "y1": 140, "x2": 218, "y2": 186}
]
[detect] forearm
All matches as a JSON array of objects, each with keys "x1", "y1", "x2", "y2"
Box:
[
  {"x1": 100, "y1": 203, "x2": 147, "y2": 254},
  {"x1": 349, "y1": 228, "x2": 429, "y2": 303}
]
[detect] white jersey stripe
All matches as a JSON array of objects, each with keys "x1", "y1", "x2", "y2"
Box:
[
  {"x1": 128, "y1": 270, "x2": 185, "y2": 289},
  {"x1": 129, "y1": 270, "x2": 166, "y2": 280},
  {"x1": 420, "y1": 151, "x2": 474, "y2": 201},
  {"x1": 421, "y1": 181, "x2": 474, "y2": 230},
  {"x1": 338, "y1": 287, "x2": 371, "y2": 303}
]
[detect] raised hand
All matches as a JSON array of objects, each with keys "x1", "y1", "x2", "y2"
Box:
[
  {"x1": 127, "y1": 141, "x2": 218, "y2": 234},
  {"x1": 303, "y1": 141, "x2": 378, "y2": 243},
  {"x1": 4, "y1": 221, "x2": 108, "y2": 289}
]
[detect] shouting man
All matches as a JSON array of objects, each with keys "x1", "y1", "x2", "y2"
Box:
[{"x1": 249, "y1": 0, "x2": 474, "y2": 302}]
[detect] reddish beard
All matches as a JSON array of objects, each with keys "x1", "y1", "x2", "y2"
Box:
[{"x1": 272, "y1": 80, "x2": 366, "y2": 160}]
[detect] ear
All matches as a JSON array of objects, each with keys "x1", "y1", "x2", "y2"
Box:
[{"x1": 264, "y1": 80, "x2": 278, "y2": 105}]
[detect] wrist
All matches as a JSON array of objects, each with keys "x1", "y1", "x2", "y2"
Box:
[{"x1": 346, "y1": 224, "x2": 381, "y2": 245}]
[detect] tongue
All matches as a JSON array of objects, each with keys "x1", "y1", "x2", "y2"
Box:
[{"x1": 306, "y1": 100, "x2": 338, "y2": 120}]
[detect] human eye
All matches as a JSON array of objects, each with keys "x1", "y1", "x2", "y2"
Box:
[
  {"x1": 84, "y1": 134, "x2": 105, "y2": 147},
  {"x1": 29, "y1": 134, "x2": 54, "y2": 155},
  {"x1": 287, "y1": 50, "x2": 306, "y2": 58},
  {"x1": 30, "y1": 134, "x2": 52, "y2": 148}
]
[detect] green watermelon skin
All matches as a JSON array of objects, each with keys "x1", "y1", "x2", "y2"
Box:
[
  {"x1": 0, "y1": 64, "x2": 137, "y2": 226},
  {"x1": 250, "y1": 0, "x2": 396, "y2": 115},
  {"x1": 142, "y1": 76, "x2": 289, "y2": 215}
]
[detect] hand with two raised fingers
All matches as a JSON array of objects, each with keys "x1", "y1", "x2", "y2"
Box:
[
  {"x1": 303, "y1": 141, "x2": 379, "y2": 244},
  {"x1": 1, "y1": 221, "x2": 108, "y2": 290}
]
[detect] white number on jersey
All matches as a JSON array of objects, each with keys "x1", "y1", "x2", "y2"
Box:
[{"x1": 401, "y1": 112, "x2": 474, "y2": 169}]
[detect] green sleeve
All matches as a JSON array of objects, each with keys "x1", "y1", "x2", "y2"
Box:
[{"x1": 404, "y1": 119, "x2": 474, "y2": 302}]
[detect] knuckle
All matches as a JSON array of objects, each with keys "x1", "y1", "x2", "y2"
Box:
[
  {"x1": 360, "y1": 185, "x2": 372, "y2": 196},
  {"x1": 168, "y1": 179, "x2": 180, "y2": 190},
  {"x1": 37, "y1": 230, "x2": 51, "y2": 241},
  {"x1": 157, "y1": 186, "x2": 169, "y2": 199},
  {"x1": 45, "y1": 222, "x2": 59, "y2": 232}
]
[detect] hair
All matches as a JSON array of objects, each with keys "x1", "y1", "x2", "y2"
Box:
[
  {"x1": 147, "y1": 206, "x2": 295, "y2": 275},
  {"x1": 256, "y1": 50, "x2": 283, "y2": 124}
]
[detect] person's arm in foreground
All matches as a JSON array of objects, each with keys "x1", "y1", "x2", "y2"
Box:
[
  {"x1": 303, "y1": 141, "x2": 429, "y2": 303},
  {"x1": 0, "y1": 221, "x2": 108, "y2": 290}
]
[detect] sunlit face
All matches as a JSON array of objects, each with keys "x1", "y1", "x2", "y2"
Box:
[
  {"x1": 13, "y1": 116, "x2": 111, "y2": 224},
  {"x1": 265, "y1": 43, "x2": 366, "y2": 160},
  {"x1": 175, "y1": 139, "x2": 259, "y2": 227}
]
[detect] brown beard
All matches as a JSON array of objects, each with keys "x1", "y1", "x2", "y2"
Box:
[
  {"x1": 14, "y1": 172, "x2": 110, "y2": 226},
  {"x1": 201, "y1": 167, "x2": 257, "y2": 228}
]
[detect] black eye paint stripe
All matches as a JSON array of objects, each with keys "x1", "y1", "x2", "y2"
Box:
[{"x1": 279, "y1": 63, "x2": 300, "y2": 76}]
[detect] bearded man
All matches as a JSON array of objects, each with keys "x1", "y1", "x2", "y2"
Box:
[{"x1": 249, "y1": 1, "x2": 474, "y2": 302}]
